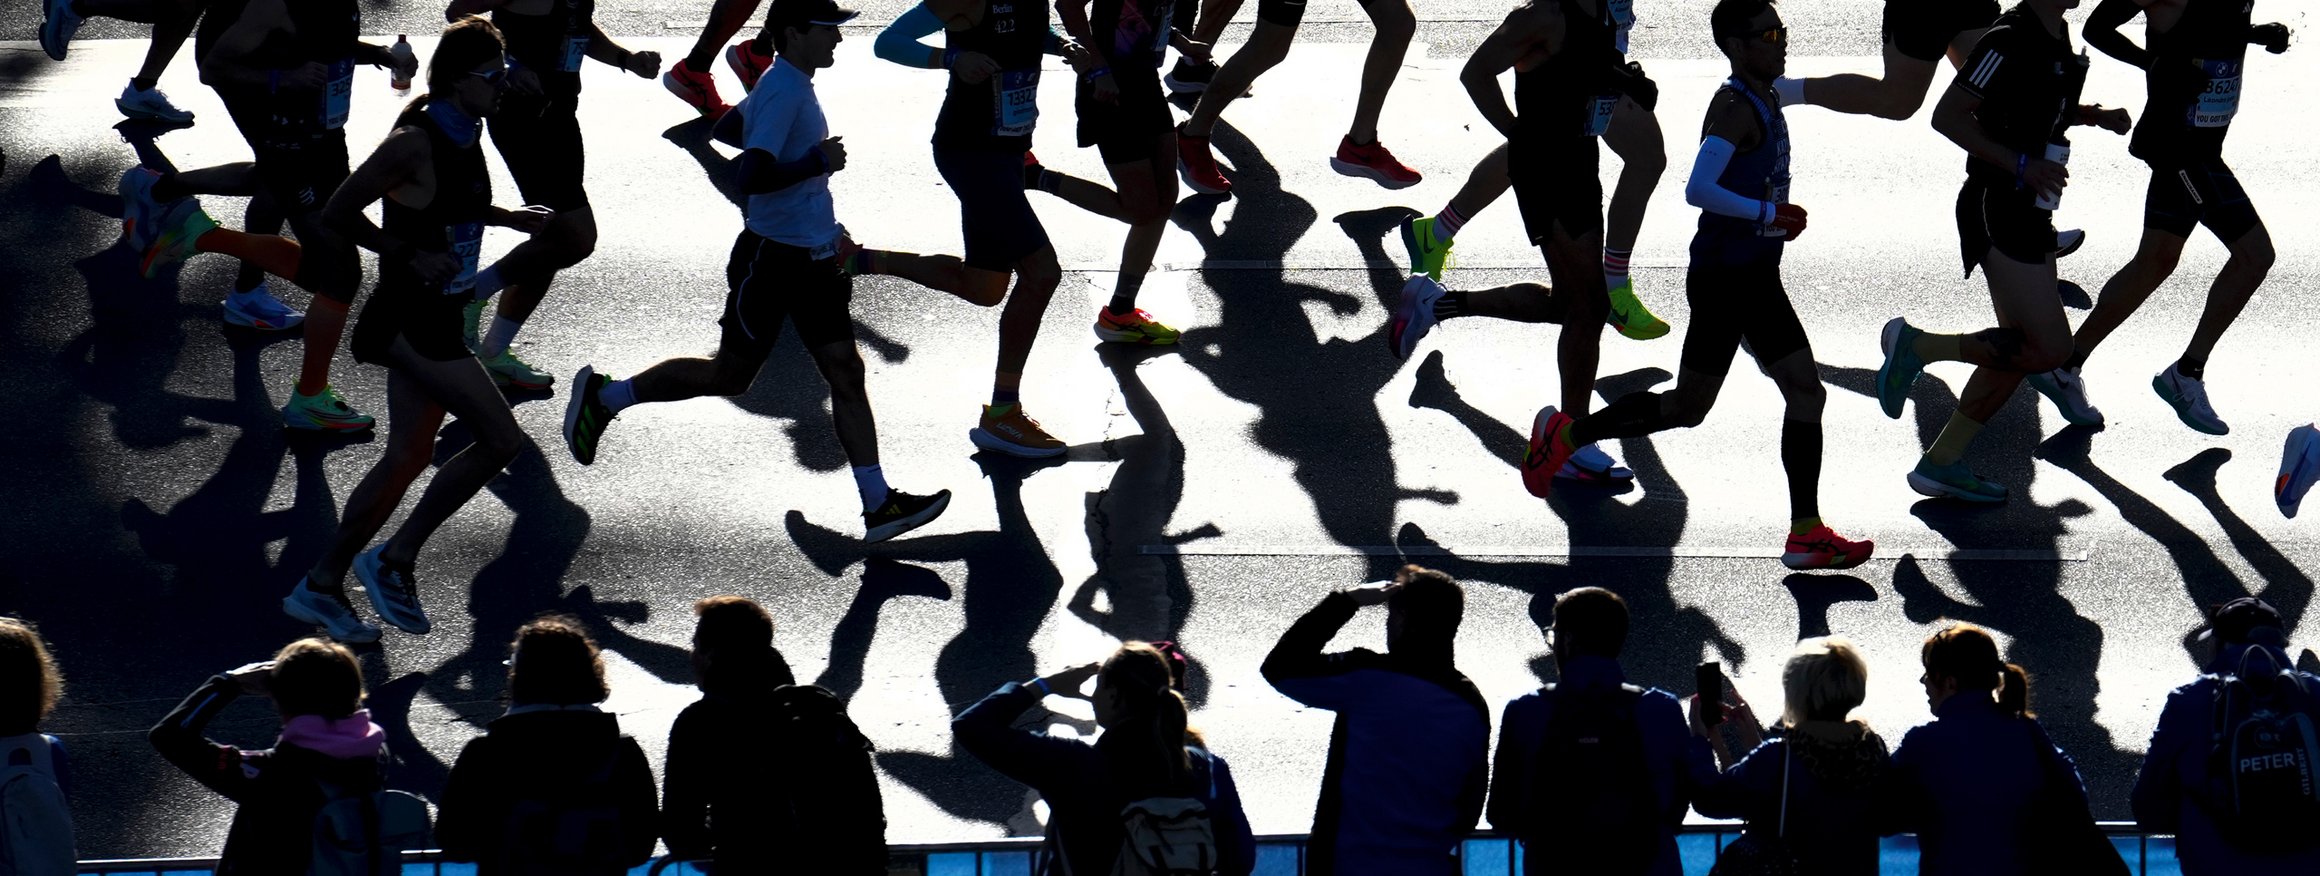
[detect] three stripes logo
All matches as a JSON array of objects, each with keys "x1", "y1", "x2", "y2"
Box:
[{"x1": 1968, "y1": 50, "x2": 2003, "y2": 90}]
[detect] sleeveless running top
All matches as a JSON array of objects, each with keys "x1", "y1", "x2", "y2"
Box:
[
  {"x1": 495, "y1": 0, "x2": 597, "y2": 98},
  {"x1": 934, "y1": 0, "x2": 1049, "y2": 151},
  {"x1": 380, "y1": 99, "x2": 493, "y2": 301},
  {"x1": 1694, "y1": 78, "x2": 1791, "y2": 265},
  {"x1": 198, "y1": 0, "x2": 363, "y2": 138},
  {"x1": 1093, "y1": 0, "x2": 1174, "y2": 70},
  {"x1": 1513, "y1": 0, "x2": 1619, "y2": 145},
  {"x1": 2131, "y1": 0, "x2": 2250, "y2": 161}
]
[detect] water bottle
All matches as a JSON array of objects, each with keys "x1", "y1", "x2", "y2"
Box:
[
  {"x1": 389, "y1": 35, "x2": 415, "y2": 94},
  {"x1": 2033, "y1": 140, "x2": 2069, "y2": 211}
]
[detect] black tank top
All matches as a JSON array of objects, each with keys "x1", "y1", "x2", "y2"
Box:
[
  {"x1": 2131, "y1": 0, "x2": 2250, "y2": 161},
  {"x1": 200, "y1": 0, "x2": 363, "y2": 139},
  {"x1": 1513, "y1": 0, "x2": 1619, "y2": 146},
  {"x1": 379, "y1": 99, "x2": 493, "y2": 302},
  {"x1": 495, "y1": 0, "x2": 597, "y2": 99},
  {"x1": 933, "y1": 0, "x2": 1048, "y2": 152}
]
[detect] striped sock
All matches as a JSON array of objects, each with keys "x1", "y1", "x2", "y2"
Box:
[
  {"x1": 1603, "y1": 247, "x2": 1633, "y2": 286},
  {"x1": 1431, "y1": 204, "x2": 1467, "y2": 243}
]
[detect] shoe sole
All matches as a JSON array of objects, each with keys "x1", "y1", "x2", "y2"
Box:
[
  {"x1": 282, "y1": 409, "x2": 376, "y2": 431},
  {"x1": 970, "y1": 427, "x2": 1067, "y2": 458},
  {"x1": 1393, "y1": 276, "x2": 1442, "y2": 361},
  {"x1": 1327, "y1": 157, "x2": 1420, "y2": 190},
  {"x1": 662, "y1": 72, "x2": 726, "y2": 117},
  {"x1": 2024, "y1": 374, "x2": 2104, "y2": 427},
  {"x1": 1782, "y1": 542, "x2": 1874, "y2": 571},
  {"x1": 2152, "y1": 375, "x2": 2230, "y2": 435},
  {"x1": 724, "y1": 43, "x2": 766, "y2": 93},
  {"x1": 1610, "y1": 315, "x2": 1670, "y2": 340},
  {"x1": 565, "y1": 365, "x2": 596, "y2": 465},
  {"x1": 866, "y1": 491, "x2": 952, "y2": 543},
  {"x1": 489, "y1": 371, "x2": 555, "y2": 391},
  {"x1": 115, "y1": 99, "x2": 194, "y2": 124},
  {"x1": 354, "y1": 548, "x2": 432, "y2": 635},
  {"x1": 2279, "y1": 426, "x2": 2318, "y2": 518},
  {"x1": 223, "y1": 306, "x2": 304, "y2": 331},
  {"x1": 1163, "y1": 73, "x2": 1208, "y2": 93},
  {"x1": 1876, "y1": 319, "x2": 1914, "y2": 419},
  {"x1": 1093, "y1": 324, "x2": 1180, "y2": 345},
  {"x1": 282, "y1": 592, "x2": 381, "y2": 644},
  {"x1": 1177, "y1": 162, "x2": 1231, "y2": 195},
  {"x1": 2054, "y1": 229, "x2": 2086, "y2": 258},
  {"x1": 1523, "y1": 407, "x2": 1560, "y2": 499},
  {"x1": 1906, "y1": 471, "x2": 2006, "y2": 504}
]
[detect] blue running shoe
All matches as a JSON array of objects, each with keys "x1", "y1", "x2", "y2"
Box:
[
  {"x1": 2279, "y1": 424, "x2": 2320, "y2": 519},
  {"x1": 1877, "y1": 317, "x2": 1925, "y2": 420}
]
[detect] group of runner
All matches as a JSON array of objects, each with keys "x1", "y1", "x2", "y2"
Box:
[{"x1": 32, "y1": 0, "x2": 2315, "y2": 643}]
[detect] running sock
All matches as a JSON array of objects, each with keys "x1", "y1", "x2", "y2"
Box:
[
  {"x1": 1782, "y1": 417, "x2": 1822, "y2": 522},
  {"x1": 1433, "y1": 289, "x2": 1469, "y2": 320},
  {"x1": 599, "y1": 378, "x2": 640, "y2": 413},
  {"x1": 1431, "y1": 203, "x2": 1467, "y2": 243},
  {"x1": 1773, "y1": 77, "x2": 1806, "y2": 107},
  {"x1": 1923, "y1": 412, "x2": 1986, "y2": 467},
  {"x1": 1603, "y1": 247, "x2": 1633, "y2": 287},
  {"x1": 854, "y1": 464, "x2": 891, "y2": 512},
  {"x1": 195, "y1": 229, "x2": 302, "y2": 281},
  {"x1": 1108, "y1": 272, "x2": 1147, "y2": 315},
  {"x1": 129, "y1": 77, "x2": 158, "y2": 93},
  {"x1": 480, "y1": 316, "x2": 522, "y2": 359},
  {"x1": 992, "y1": 373, "x2": 1022, "y2": 408},
  {"x1": 2174, "y1": 355, "x2": 2206, "y2": 380},
  {"x1": 1024, "y1": 161, "x2": 1053, "y2": 191},
  {"x1": 1913, "y1": 332, "x2": 1964, "y2": 364}
]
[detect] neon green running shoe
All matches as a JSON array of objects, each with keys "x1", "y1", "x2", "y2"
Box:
[
  {"x1": 1400, "y1": 214, "x2": 1453, "y2": 281},
  {"x1": 481, "y1": 349, "x2": 553, "y2": 390},
  {"x1": 1606, "y1": 278, "x2": 1670, "y2": 340},
  {"x1": 141, "y1": 196, "x2": 217, "y2": 280},
  {"x1": 281, "y1": 385, "x2": 374, "y2": 432},
  {"x1": 462, "y1": 299, "x2": 487, "y2": 352}
]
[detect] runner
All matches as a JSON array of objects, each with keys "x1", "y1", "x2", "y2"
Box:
[
  {"x1": 1171, "y1": 0, "x2": 1422, "y2": 192},
  {"x1": 39, "y1": 0, "x2": 203, "y2": 123},
  {"x1": 1400, "y1": 0, "x2": 1670, "y2": 341},
  {"x1": 1869, "y1": 0, "x2": 2131, "y2": 502},
  {"x1": 2282, "y1": 424, "x2": 2319, "y2": 519},
  {"x1": 876, "y1": 0, "x2": 1083, "y2": 457},
  {"x1": 445, "y1": 0, "x2": 664, "y2": 390},
  {"x1": 1514, "y1": 0, "x2": 1871, "y2": 567},
  {"x1": 660, "y1": 0, "x2": 787, "y2": 117},
  {"x1": 2020, "y1": 0, "x2": 2290, "y2": 434},
  {"x1": 1772, "y1": 0, "x2": 2000, "y2": 120},
  {"x1": 283, "y1": 16, "x2": 546, "y2": 642},
  {"x1": 563, "y1": 0, "x2": 954, "y2": 545},
  {"x1": 1162, "y1": 0, "x2": 1236, "y2": 92}
]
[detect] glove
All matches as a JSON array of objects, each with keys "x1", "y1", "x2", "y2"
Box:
[
  {"x1": 1770, "y1": 203, "x2": 1807, "y2": 240},
  {"x1": 1611, "y1": 60, "x2": 1659, "y2": 111},
  {"x1": 2250, "y1": 22, "x2": 2291, "y2": 54}
]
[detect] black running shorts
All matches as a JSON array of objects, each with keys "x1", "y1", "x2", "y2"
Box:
[
  {"x1": 2144, "y1": 157, "x2": 2260, "y2": 242},
  {"x1": 718, "y1": 230, "x2": 855, "y2": 362},
  {"x1": 351, "y1": 285, "x2": 472, "y2": 365},
  {"x1": 247, "y1": 131, "x2": 352, "y2": 219},
  {"x1": 487, "y1": 93, "x2": 590, "y2": 212},
  {"x1": 1258, "y1": 0, "x2": 1381, "y2": 28},
  {"x1": 1508, "y1": 139, "x2": 1606, "y2": 245},
  {"x1": 1956, "y1": 176, "x2": 2056, "y2": 273},
  {"x1": 1680, "y1": 259, "x2": 1811, "y2": 380},
  {"x1": 1883, "y1": 0, "x2": 2000, "y2": 63},
  {"x1": 1077, "y1": 70, "x2": 1174, "y2": 166},
  {"x1": 933, "y1": 147, "x2": 1051, "y2": 271}
]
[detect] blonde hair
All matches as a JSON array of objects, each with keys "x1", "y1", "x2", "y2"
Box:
[
  {"x1": 0, "y1": 618, "x2": 62, "y2": 736},
  {"x1": 1782, "y1": 636, "x2": 1869, "y2": 726}
]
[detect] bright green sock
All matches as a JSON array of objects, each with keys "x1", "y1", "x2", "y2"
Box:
[
  {"x1": 1924, "y1": 413, "x2": 1985, "y2": 466},
  {"x1": 1790, "y1": 516, "x2": 1822, "y2": 536}
]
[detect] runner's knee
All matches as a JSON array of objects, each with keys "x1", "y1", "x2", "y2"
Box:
[
  {"x1": 811, "y1": 345, "x2": 868, "y2": 398},
  {"x1": 963, "y1": 271, "x2": 1012, "y2": 305},
  {"x1": 1779, "y1": 378, "x2": 1827, "y2": 420}
]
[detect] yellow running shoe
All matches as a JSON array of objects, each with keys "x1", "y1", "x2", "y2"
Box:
[
  {"x1": 1401, "y1": 215, "x2": 1453, "y2": 281},
  {"x1": 971, "y1": 404, "x2": 1066, "y2": 458},
  {"x1": 1606, "y1": 278, "x2": 1670, "y2": 340},
  {"x1": 1093, "y1": 307, "x2": 1182, "y2": 345}
]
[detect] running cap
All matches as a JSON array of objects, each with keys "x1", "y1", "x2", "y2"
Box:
[
  {"x1": 2198, "y1": 597, "x2": 2286, "y2": 645},
  {"x1": 771, "y1": 0, "x2": 859, "y2": 29}
]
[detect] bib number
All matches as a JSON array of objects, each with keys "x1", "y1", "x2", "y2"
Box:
[
  {"x1": 2189, "y1": 59, "x2": 2241, "y2": 128},
  {"x1": 321, "y1": 58, "x2": 355, "y2": 130},
  {"x1": 994, "y1": 70, "x2": 1040, "y2": 137},
  {"x1": 1583, "y1": 94, "x2": 1616, "y2": 137},
  {"x1": 443, "y1": 222, "x2": 484, "y2": 296},
  {"x1": 1758, "y1": 181, "x2": 1791, "y2": 237},
  {"x1": 561, "y1": 35, "x2": 589, "y2": 73}
]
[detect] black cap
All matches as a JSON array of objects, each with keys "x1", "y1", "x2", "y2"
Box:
[
  {"x1": 2198, "y1": 597, "x2": 2286, "y2": 644},
  {"x1": 770, "y1": 0, "x2": 858, "y2": 29}
]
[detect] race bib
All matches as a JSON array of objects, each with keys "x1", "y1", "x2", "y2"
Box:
[
  {"x1": 1759, "y1": 180, "x2": 1791, "y2": 237},
  {"x1": 2188, "y1": 58, "x2": 2241, "y2": 128},
  {"x1": 1583, "y1": 94, "x2": 1617, "y2": 137},
  {"x1": 443, "y1": 222, "x2": 484, "y2": 296},
  {"x1": 561, "y1": 35, "x2": 589, "y2": 73},
  {"x1": 994, "y1": 69, "x2": 1040, "y2": 137},
  {"x1": 321, "y1": 58, "x2": 355, "y2": 130}
]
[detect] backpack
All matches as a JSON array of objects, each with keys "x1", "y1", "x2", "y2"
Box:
[
  {"x1": 766, "y1": 685, "x2": 886, "y2": 868},
  {"x1": 309, "y1": 777, "x2": 430, "y2": 876},
  {"x1": 1529, "y1": 684, "x2": 1659, "y2": 875},
  {"x1": 1109, "y1": 797, "x2": 1216, "y2": 876},
  {"x1": 0, "y1": 737, "x2": 74, "y2": 876},
  {"x1": 2206, "y1": 647, "x2": 2320, "y2": 852},
  {"x1": 497, "y1": 745, "x2": 630, "y2": 876}
]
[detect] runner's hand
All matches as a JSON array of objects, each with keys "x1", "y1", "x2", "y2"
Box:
[
  {"x1": 951, "y1": 51, "x2": 999, "y2": 85},
  {"x1": 502, "y1": 205, "x2": 555, "y2": 234},
  {"x1": 2024, "y1": 159, "x2": 2069, "y2": 200},
  {"x1": 626, "y1": 50, "x2": 663, "y2": 79},
  {"x1": 2082, "y1": 105, "x2": 2131, "y2": 134},
  {"x1": 818, "y1": 136, "x2": 848, "y2": 173},
  {"x1": 226, "y1": 661, "x2": 276, "y2": 697},
  {"x1": 410, "y1": 251, "x2": 461, "y2": 287},
  {"x1": 2252, "y1": 23, "x2": 2291, "y2": 54},
  {"x1": 391, "y1": 51, "x2": 420, "y2": 86},
  {"x1": 1770, "y1": 203, "x2": 1808, "y2": 240},
  {"x1": 1091, "y1": 71, "x2": 1118, "y2": 104}
]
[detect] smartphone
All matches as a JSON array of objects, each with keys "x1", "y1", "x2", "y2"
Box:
[{"x1": 1696, "y1": 661, "x2": 1726, "y2": 727}]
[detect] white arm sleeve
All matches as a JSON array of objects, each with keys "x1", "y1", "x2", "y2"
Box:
[{"x1": 1685, "y1": 136, "x2": 1772, "y2": 224}]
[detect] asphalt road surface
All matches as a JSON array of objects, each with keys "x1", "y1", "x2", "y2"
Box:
[{"x1": 5, "y1": 0, "x2": 2320, "y2": 859}]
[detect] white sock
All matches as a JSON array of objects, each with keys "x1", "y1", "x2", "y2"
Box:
[
  {"x1": 599, "y1": 378, "x2": 639, "y2": 413},
  {"x1": 854, "y1": 464, "x2": 891, "y2": 512},
  {"x1": 1773, "y1": 77, "x2": 1806, "y2": 108},
  {"x1": 480, "y1": 315, "x2": 522, "y2": 358}
]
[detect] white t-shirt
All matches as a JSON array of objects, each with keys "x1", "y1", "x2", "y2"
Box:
[{"x1": 738, "y1": 56, "x2": 840, "y2": 250}]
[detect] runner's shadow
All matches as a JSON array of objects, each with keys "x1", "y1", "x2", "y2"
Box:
[
  {"x1": 664, "y1": 119, "x2": 745, "y2": 212},
  {"x1": 1784, "y1": 573, "x2": 1878, "y2": 641},
  {"x1": 2163, "y1": 448, "x2": 2312, "y2": 637},
  {"x1": 2034, "y1": 430, "x2": 2255, "y2": 651}
]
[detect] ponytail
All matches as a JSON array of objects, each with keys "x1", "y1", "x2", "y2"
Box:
[
  {"x1": 1923, "y1": 622, "x2": 2036, "y2": 716},
  {"x1": 1997, "y1": 662, "x2": 2033, "y2": 719},
  {"x1": 1101, "y1": 643, "x2": 1194, "y2": 785}
]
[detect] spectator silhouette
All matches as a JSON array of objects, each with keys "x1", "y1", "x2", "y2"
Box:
[
  {"x1": 1262, "y1": 566, "x2": 1490, "y2": 876},
  {"x1": 663, "y1": 595, "x2": 886, "y2": 874},
  {"x1": 0, "y1": 617, "x2": 74, "y2": 873},
  {"x1": 955, "y1": 642, "x2": 1256, "y2": 876},
  {"x1": 1692, "y1": 637, "x2": 1889, "y2": 876},
  {"x1": 2133, "y1": 598, "x2": 2320, "y2": 874},
  {"x1": 1488, "y1": 586, "x2": 1714, "y2": 876},
  {"x1": 436, "y1": 616, "x2": 658, "y2": 875},
  {"x1": 1881, "y1": 622, "x2": 2123, "y2": 875}
]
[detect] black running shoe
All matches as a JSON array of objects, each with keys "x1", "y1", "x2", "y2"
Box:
[
  {"x1": 1165, "y1": 58, "x2": 1215, "y2": 93},
  {"x1": 564, "y1": 365, "x2": 615, "y2": 465},
  {"x1": 864, "y1": 488, "x2": 952, "y2": 543}
]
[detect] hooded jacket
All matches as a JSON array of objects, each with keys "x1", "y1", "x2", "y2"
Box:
[
  {"x1": 149, "y1": 674, "x2": 388, "y2": 876},
  {"x1": 436, "y1": 705, "x2": 659, "y2": 875},
  {"x1": 662, "y1": 683, "x2": 886, "y2": 874}
]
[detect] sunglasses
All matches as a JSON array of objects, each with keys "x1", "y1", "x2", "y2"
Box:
[
  {"x1": 468, "y1": 65, "x2": 509, "y2": 85},
  {"x1": 1754, "y1": 27, "x2": 1788, "y2": 46}
]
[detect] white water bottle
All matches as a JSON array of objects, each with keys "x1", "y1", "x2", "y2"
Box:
[
  {"x1": 2033, "y1": 140, "x2": 2069, "y2": 211},
  {"x1": 389, "y1": 35, "x2": 415, "y2": 94}
]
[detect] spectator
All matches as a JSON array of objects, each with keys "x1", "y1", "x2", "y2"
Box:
[
  {"x1": 149, "y1": 638, "x2": 421, "y2": 875},
  {"x1": 1, "y1": 617, "x2": 74, "y2": 874},
  {"x1": 956, "y1": 642, "x2": 1257, "y2": 875},
  {"x1": 1882, "y1": 622, "x2": 2122, "y2": 875},
  {"x1": 1263, "y1": 566, "x2": 1491, "y2": 875},
  {"x1": 1692, "y1": 637, "x2": 1889, "y2": 876},
  {"x1": 1489, "y1": 586, "x2": 1715, "y2": 876},
  {"x1": 437, "y1": 616, "x2": 658, "y2": 875},
  {"x1": 663, "y1": 596, "x2": 885, "y2": 873},
  {"x1": 2132, "y1": 597, "x2": 2320, "y2": 874}
]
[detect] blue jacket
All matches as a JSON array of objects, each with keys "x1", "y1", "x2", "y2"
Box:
[
  {"x1": 1487, "y1": 656, "x2": 1718, "y2": 876},
  {"x1": 1881, "y1": 695, "x2": 2089, "y2": 876},
  {"x1": 954, "y1": 681, "x2": 1257, "y2": 876},
  {"x1": 2131, "y1": 642, "x2": 2320, "y2": 876},
  {"x1": 1693, "y1": 725, "x2": 1889, "y2": 876},
  {"x1": 1261, "y1": 592, "x2": 1492, "y2": 876}
]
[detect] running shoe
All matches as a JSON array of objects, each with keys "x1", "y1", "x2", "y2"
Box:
[
  {"x1": 1781, "y1": 524, "x2": 1875, "y2": 571},
  {"x1": 1164, "y1": 57, "x2": 1215, "y2": 93},
  {"x1": 2054, "y1": 228, "x2": 2086, "y2": 258},
  {"x1": 117, "y1": 166, "x2": 167, "y2": 254},
  {"x1": 353, "y1": 546, "x2": 431, "y2": 635},
  {"x1": 726, "y1": 38, "x2": 774, "y2": 93},
  {"x1": 972, "y1": 404, "x2": 1067, "y2": 458},
  {"x1": 1606, "y1": 278, "x2": 1670, "y2": 340},
  {"x1": 481, "y1": 349, "x2": 553, "y2": 389},
  {"x1": 1094, "y1": 307, "x2": 1182, "y2": 345},
  {"x1": 2025, "y1": 367, "x2": 2103, "y2": 426},
  {"x1": 1390, "y1": 274, "x2": 1444, "y2": 361},
  {"x1": 283, "y1": 577, "x2": 382, "y2": 644},
  {"x1": 1907, "y1": 457, "x2": 2008, "y2": 503},
  {"x1": 864, "y1": 488, "x2": 952, "y2": 543},
  {"x1": 462, "y1": 299, "x2": 486, "y2": 351},
  {"x1": 1330, "y1": 136, "x2": 1421, "y2": 189},
  {"x1": 39, "y1": 0, "x2": 83, "y2": 61},
  {"x1": 2278, "y1": 424, "x2": 2320, "y2": 519},
  {"x1": 141, "y1": 196, "x2": 217, "y2": 280},
  {"x1": 1522, "y1": 406, "x2": 1579, "y2": 499},
  {"x1": 282, "y1": 385, "x2": 375, "y2": 432},
  {"x1": 1559, "y1": 443, "x2": 1631, "y2": 481},
  {"x1": 1401, "y1": 214, "x2": 1452, "y2": 281},
  {"x1": 115, "y1": 83, "x2": 195, "y2": 124},
  {"x1": 1176, "y1": 129, "x2": 1232, "y2": 196},
  {"x1": 564, "y1": 365, "x2": 615, "y2": 465},
  {"x1": 1875, "y1": 317, "x2": 1924, "y2": 420},
  {"x1": 662, "y1": 62, "x2": 730, "y2": 119},
  {"x1": 223, "y1": 283, "x2": 305, "y2": 331},
  {"x1": 2152, "y1": 364, "x2": 2229, "y2": 435}
]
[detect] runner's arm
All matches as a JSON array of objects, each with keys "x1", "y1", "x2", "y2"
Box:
[
  {"x1": 1931, "y1": 32, "x2": 2028, "y2": 172},
  {"x1": 2245, "y1": 22, "x2": 2292, "y2": 53},
  {"x1": 148, "y1": 674, "x2": 266, "y2": 804},
  {"x1": 323, "y1": 127, "x2": 431, "y2": 263},
  {"x1": 200, "y1": 0, "x2": 295, "y2": 88},
  {"x1": 586, "y1": 22, "x2": 658, "y2": 74},
  {"x1": 1054, "y1": 0, "x2": 1094, "y2": 42},
  {"x1": 1463, "y1": 5, "x2": 1559, "y2": 139},
  {"x1": 2082, "y1": 0, "x2": 2151, "y2": 68},
  {"x1": 735, "y1": 91, "x2": 837, "y2": 194},
  {"x1": 875, "y1": 3, "x2": 949, "y2": 68},
  {"x1": 1687, "y1": 94, "x2": 1773, "y2": 223}
]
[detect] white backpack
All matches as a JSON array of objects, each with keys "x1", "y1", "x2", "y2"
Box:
[
  {"x1": 1108, "y1": 797, "x2": 1216, "y2": 876},
  {"x1": 0, "y1": 735, "x2": 75, "y2": 876}
]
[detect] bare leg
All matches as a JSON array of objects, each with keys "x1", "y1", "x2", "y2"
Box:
[
  {"x1": 812, "y1": 340, "x2": 880, "y2": 468},
  {"x1": 377, "y1": 346, "x2": 527, "y2": 565},
  {"x1": 130, "y1": 0, "x2": 199, "y2": 89},
  {"x1": 994, "y1": 248, "x2": 1065, "y2": 380},
  {"x1": 490, "y1": 207, "x2": 597, "y2": 326},
  {"x1": 1545, "y1": 228, "x2": 1609, "y2": 415},
  {"x1": 1800, "y1": 41, "x2": 1943, "y2": 120},
  {"x1": 1444, "y1": 143, "x2": 1512, "y2": 225},
  {"x1": 2069, "y1": 226, "x2": 2189, "y2": 363},
  {"x1": 1601, "y1": 95, "x2": 1666, "y2": 253},
  {"x1": 1182, "y1": 23, "x2": 1295, "y2": 137},
  {"x1": 1347, "y1": 0, "x2": 1415, "y2": 143},
  {"x1": 684, "y1": 0, "x2": 764, "y2": 70},
  {"x1": 307, "y1": 362, "x2": 448, "y2": 593},
  {"x1": 2179, "y1": 223, "x2": 2276, "y2": 365}
]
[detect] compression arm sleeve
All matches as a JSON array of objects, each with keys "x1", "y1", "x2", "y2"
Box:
[
  {"x1": 2084, "y1": 0, "x2": 2151, "y2": 69},
  {"x1": 1685, "y1": 136, "x2": 1771, "y2": 224},
  {"x1": 874, "y1": 4, "x2": 946, "y2": 68}
]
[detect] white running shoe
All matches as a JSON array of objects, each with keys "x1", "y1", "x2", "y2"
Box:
[
  {"x1": 1390, "y1": 274, "x2": 1445, "y2": 362},
  {"x1": 282, "y1": 578, "x2": 382, "y2": 644},
  {"x1": 2025, "y1": 367, "x2": 2103, "y2": 427},
  {"x1": 2152, "y1": 365, "x2": 2229, "y2": 435},
  {"x1": 39, "y1": 0, "x2": 83, "y2": 61},
  {"x1": 116, "y1": 83, "x2": 195, "y2": 124},
  {"x1": 2054, "y1": 228, "x2": 2086, "y2": 258},
  {"x1": 2279, "y1": 424, "x2": 2320, "y2": 519},
  {"x1": 223, "y1": 283, "x2": 305, "y2": 331},
  {"x1": 354, "y1": 546, "x2": 432, "y2": 635}
]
